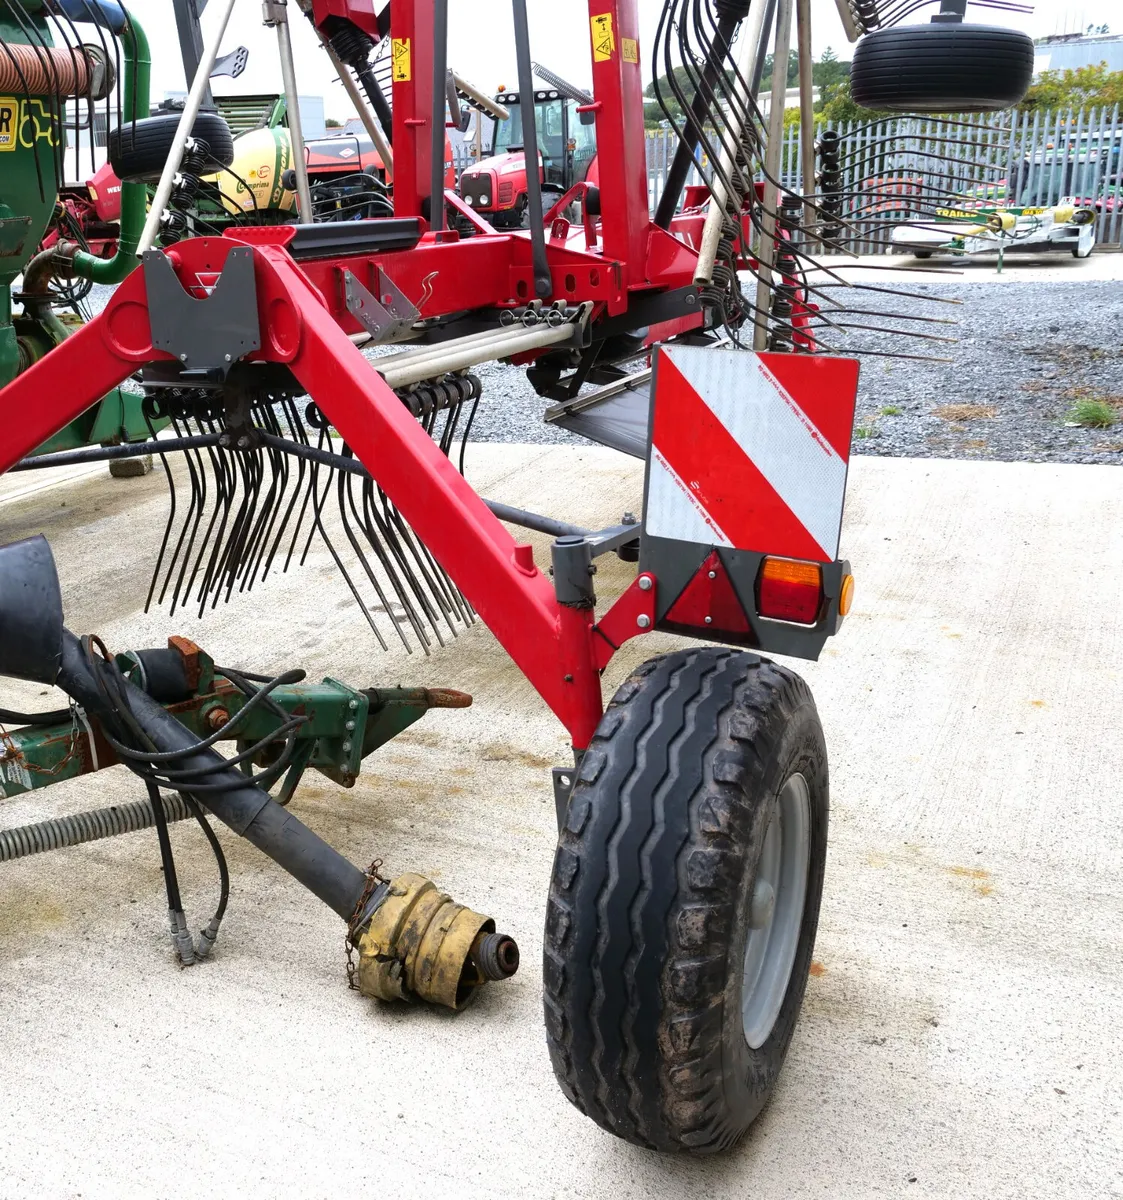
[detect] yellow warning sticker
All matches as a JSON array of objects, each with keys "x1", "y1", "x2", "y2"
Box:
[
  {"x1": 0, "y1": 97, "x2": 17, "y2": 151},
  {"x1": 392, "y1": 38, "x2": 411, "y2": 83},
  {"x1": 591, "y1": 13, "x2": 615, "y2": 62},
  {"x1": 621, "y1": 37, "x2": 638, "y2": 63}
]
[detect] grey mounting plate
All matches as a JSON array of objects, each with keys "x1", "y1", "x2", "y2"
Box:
[
  {"x1": 143, "y1": 247, "x2": 262, "y2": 382},
  {"x1": 343, "y1": 268, "x2": 420, "y2": 344}
]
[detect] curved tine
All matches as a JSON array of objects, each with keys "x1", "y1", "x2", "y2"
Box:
[
  {"x1": 346, "y1": 458, "x2": 437, "y2": 651},
  {"x1": 378, "y1": 478, "x2": 468, "y2": 627},
  {"x1": 238, "y1": 403, "x2": 289, "y2": 590},
  {"x1": 336, "y1": 452, "x2": 419, "y2": 653},
  {"x1": 157, "y1": 411, "x2": 201, "y2": 611},
  {"x1": 164, "y1": 409, "x2": 210, "y2": 611},
  {"x1": 303, "y1": 428, "x2": 390, "y2": 650},
  {"x1": 195, "y1": 416, "x2": 240, "y2": 613},
  {"x1": 300, "y1": 422, "x2": 336, "y2": 568},
  {"x1": 184, "y1": 410, "x2": 234, "y2": 608},
  {"x1": 219, "y1": 438, "x2": 265, "y2": 604},
  {"x1": 261, "y1": 400, "x2": 309, "y2": 579},
  {"x1": 361, "y1": 475, "x2": 448, "y2": 645},
  {"x1": 143, "y1": 405, "x2": 178, "y2": 614}
]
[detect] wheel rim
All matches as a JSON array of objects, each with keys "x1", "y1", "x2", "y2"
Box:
[{"x1": 741, "y1": 773, "x2": 811, "y2": 1050}]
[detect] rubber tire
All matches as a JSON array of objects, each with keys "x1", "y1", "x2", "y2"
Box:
[
  {"x1": 544, "y1": 647, "x2": 829, "y2": 1154},
  {"x1": 914, "y1": 250, "x2": 933, "y2": 259},
  {"x1": 108, "y1": 111, "x2": 235, "y2": 181},
  {"x1": 851, "y1": 23, "x2": 1034, "y2": 113}
]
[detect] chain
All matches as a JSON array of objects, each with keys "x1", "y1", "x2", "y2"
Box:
[{"x1": 345, "y1": 858, "x2": 386, "y2": 990}]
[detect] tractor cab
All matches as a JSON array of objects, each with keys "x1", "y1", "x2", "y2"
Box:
[{"x1": 458, "y1": 86, "x2": 597, "y2": 228}]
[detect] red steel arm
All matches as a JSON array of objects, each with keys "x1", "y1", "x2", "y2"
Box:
[
  {"x1": 0, "y1": 268, "x2": 160, "y2": 474},
  {"x1": 249, "y1": 243, "x2": 606, "y2": 747}
]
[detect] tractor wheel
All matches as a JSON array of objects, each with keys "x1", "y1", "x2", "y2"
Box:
[
  {"x1": 544, "y1": 647, "x2": 828, "y2": 1154},
  {"x1": 108, "y1": 111, "x2": 235, "y2": 182},
  {"x1": 851, "y1": 23, "x2": 1034, "y2": 113}
]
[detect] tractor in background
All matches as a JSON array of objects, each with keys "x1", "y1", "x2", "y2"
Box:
[{"x1": 458, "y1": 65, "x2": 599, "y2": 228}]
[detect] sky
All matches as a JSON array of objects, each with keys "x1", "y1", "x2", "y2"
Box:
[{"x1": 123, "y1": 0, "x2": 1116, "y2": 122}]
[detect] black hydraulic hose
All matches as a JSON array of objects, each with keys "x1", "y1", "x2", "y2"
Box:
[
  {"x1": 55, "y1": 630, "x2": 371, "y2": 922},
  {"x1": 0, "y1": 704, "x2": 71, "y2": 725},
  {"x1": 511, "y1": 0, "x2": 552, "y2": 300},
  {"x1": 653, "y1": 11, "x2": 742, "y2": 229},
  {"x1": 354, "y1": 62, "x2": 393, "y2": 142}
]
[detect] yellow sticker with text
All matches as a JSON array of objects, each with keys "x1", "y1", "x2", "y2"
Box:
[
  {"x1": 621, "y1": 37, "x2": 638, "y2": 63},
  {"x1": 0, "y1": 97, "x2": 17, "y2": 150},
  {"x1": 392, "y1": 38, "x2": 411, "y2": 82},
  {"x1": 591, "y1": 13, "x2": 615, "y2": 62}
]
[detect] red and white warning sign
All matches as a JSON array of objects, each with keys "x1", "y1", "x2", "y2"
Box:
[{"x1": 645, "y1": 346, "x2": 859, "y2": 563}]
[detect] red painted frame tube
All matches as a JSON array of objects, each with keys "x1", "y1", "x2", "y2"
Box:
[{"x1": 0, "y1": 240, "x2": 610, "y2": 749}]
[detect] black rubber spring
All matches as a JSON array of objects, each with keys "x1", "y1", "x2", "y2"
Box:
[{"x1": 0, "y1": 792, "x2": 192, "y2": 863}]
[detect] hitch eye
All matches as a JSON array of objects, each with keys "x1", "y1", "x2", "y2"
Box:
[{"x1": 757, "y1": 557, "x2": 823, "y2": 625}]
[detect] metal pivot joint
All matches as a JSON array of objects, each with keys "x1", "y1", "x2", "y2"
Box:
[{"x1": 551, "y1": 535, "x2": 596, "y2": 609}]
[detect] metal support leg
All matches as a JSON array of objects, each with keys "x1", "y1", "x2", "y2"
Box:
[
  {"x1": 429, "y1": 0, "x2": 449, "y2": 230},
  {"x1": 511, "y1": 0, "x2": 552, "y2": 300},
  {"x1": 266, "y1": 0, "x2": 314, "y2": 224}
]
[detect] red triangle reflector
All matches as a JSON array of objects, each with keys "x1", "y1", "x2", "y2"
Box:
[{"x1": 664, "y1": 551, "x2": 751, "y2": 636}]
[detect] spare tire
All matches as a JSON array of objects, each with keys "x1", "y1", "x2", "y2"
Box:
[
  {"x1": 851, "y1": 22, "x2": 1034, "y2": 113},
  {"x1": 108, "y1": 110, "x2": 235, "y2": 181}
]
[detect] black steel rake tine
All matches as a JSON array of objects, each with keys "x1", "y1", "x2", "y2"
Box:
[
  {"x1": 337, "y1": 461, "x2": 426, "y2": 653},
  {"x1": 183, "y1": 416, "x2": 233, "y2": 612},
  {"x1": 143, "y1": 405, "x2": 178, "y2": 615},
  {"x1": 212, "y1": 439, "x2": 262, "y2": 607},
  {"x1": 360, "y1": 478, "x2": 449, "y2": 648},
  {"x1": 260, "y1": 400, "x2": 309, "y2": 580},
  {"x1": 158, "y1": 413, "x2": 204, "y2": 613},
  {"x1": 163, "y1": 414, "x2": 211, "y2": 612}
]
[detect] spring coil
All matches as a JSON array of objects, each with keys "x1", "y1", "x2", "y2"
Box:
[
  {"x1": 0, "y1": 792, "x2": 192, "y2": 863},
  {"x1": 816, "y1": 130, "x2": 844, "y2": 242},
  {"x1": 397, "y1": 373, "x2": 482, "y2": 419},
  {"x1": 768, "y1": 194, "x2": 803, "y2": 352},
  {"x1": 328, "y1": 21, "x2": 374, "y2": 68}
]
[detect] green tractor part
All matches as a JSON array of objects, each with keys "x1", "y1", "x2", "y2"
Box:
[
  {"x1": 0, "y1": 607, "x2": 515, "y2": 1010},
  {"x1": 0, "y1": 0, "x2": 156, "y2": 455}
]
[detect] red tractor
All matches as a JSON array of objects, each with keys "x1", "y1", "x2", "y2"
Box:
[{"x1": 458, "y1": 67, "x2": 599, "y2": 228}]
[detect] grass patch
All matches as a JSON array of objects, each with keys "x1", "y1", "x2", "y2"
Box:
[
  {"x1": 854, "y1": 425, "x2": 876, "y2": 440},
  {"x1": 934, "y1": 403, "x2": 997, "y2": 421},
  {"x1": 879, "y1": 406, "x2": 902, "y2": 417},
  {"x1": 1068, "y1": 398, "x2": 1117, "y2": 428}
]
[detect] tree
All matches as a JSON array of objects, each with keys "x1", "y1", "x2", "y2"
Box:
[
  {"x1": 759, "y1": 49, "x2": 799, "y2": 92},
  {"x1": 325, "y1": 117, "x2": 343, "y2": 128},
  {"x1": 1018, "y1": 62, "x2": 1123, "y2": 111}
]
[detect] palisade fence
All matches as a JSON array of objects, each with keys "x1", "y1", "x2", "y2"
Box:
[
  {"x1": 453, "y1": 107, "x2": 1122, "y2": 251},
  {"x1": 643, "y1": 106, "x2": 1122, "y2": 252}
]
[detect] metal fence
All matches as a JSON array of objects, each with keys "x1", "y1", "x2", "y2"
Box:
[{"x1": 644, "y1": 106, "x2": 1123, "y2": 251}]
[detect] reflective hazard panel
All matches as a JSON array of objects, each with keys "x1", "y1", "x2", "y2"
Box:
[{"x1": 645, "y1": 345, "x2": 859, "y2": 564}]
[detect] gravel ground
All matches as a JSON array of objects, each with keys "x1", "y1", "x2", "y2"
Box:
[
  {"x1": 465, "y1": 279, "x2": 1123, "y2": 465},
  {"x1": 90, "y1": 277, "x2": 1123, "y2": 465}
]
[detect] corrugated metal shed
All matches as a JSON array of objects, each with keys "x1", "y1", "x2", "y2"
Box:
[{"x1": 1034, "y1": 35, "x2": 1123, "y2": 75}]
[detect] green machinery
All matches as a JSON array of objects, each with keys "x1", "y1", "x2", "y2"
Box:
[{"x1": 0, "y1": 0, "x2": 153, "y2": 455}]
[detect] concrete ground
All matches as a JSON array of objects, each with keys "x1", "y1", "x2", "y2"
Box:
[{"x1": 0, "y1": 446, "x2": 1121, "y2": 1199}]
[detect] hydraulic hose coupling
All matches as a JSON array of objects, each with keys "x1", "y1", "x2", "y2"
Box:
[{"x1": 356, "y1": 873, "x2": 520, "y2": 1010}]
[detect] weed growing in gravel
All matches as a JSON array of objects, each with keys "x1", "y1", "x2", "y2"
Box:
[
  {"x1": 880, "y1": 406, "x2": 902, "y2": 416},
  {"x1": 1068, "y1": 398, "x2": 1117, "y2": 428},
  {"x1": 854, "y1": 426, "x2": 876, "y2": 440},
  {"x1": 934, "y1": 404, "x2": 997, "y2": 421}
]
